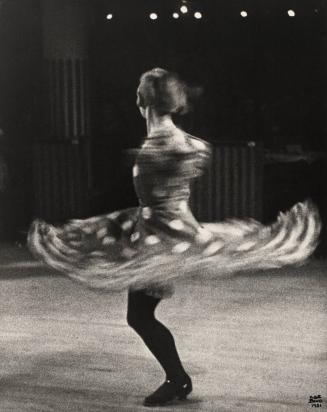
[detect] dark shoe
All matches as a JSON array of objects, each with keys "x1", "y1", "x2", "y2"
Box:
[{"x1": 143, "y1": 375, "x2": 192, "y2": 407}]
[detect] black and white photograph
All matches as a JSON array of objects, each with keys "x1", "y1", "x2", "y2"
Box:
[{"x1": 0, "y1": 0, "x2": 326, "y2": 410}]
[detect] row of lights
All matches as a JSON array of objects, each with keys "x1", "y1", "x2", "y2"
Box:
[
  {"x1": 106, "y1": 4, "x2": 202, "y2": 20},
  {"x1": 150, "y1": 11, "x2": 203, "y2": 20},
  {"x1": 107, "y1": 9, "x2": 311, "y2": 21},
  {"x1": 106, "y1": 12, "x2": 202, "y2": 21}
]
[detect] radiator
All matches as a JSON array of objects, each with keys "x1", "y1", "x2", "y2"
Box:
[{"x1": 191, "y1": 143, "x2": 263, "y2": 222}]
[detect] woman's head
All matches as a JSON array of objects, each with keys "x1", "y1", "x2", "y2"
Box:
[{"x1": 137, "y1": 68, "x2": 189, "y2": 116}]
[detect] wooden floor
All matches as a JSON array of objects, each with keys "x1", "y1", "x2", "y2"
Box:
[{"x1": 0, "y1": 245, "x2": 326, "y2": 411}]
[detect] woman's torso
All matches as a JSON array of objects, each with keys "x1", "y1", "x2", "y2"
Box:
[{"x1": 133, "y1": 127, "x2": 211, "y2": 234}]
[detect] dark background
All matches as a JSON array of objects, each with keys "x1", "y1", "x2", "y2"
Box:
[{"x1": 0, "y1": 0, "x2": 326, "y2": 250}]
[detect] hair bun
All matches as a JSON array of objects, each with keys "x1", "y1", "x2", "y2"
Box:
[{"x1": 137, "y1": 68, "x2": 191, "y2": 115}]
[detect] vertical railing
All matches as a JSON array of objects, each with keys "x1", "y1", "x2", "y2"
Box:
[{"x1": 33, "y1": 58, "x2": 91, "y2": 222}]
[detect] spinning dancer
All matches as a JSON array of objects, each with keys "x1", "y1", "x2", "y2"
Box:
[{"x1": 28, "y1": 68, "x2": 321, "y2": 407}]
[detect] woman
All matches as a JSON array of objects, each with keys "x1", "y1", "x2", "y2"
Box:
[{"x1": 28, "y1": 68, "x2": 321, "y2": 407}]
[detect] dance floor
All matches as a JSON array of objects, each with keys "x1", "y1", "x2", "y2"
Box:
[{"x1": 0, "y1": 244, "x2": 326, "y2": 411}]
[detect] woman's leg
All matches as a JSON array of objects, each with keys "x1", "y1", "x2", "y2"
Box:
[{"x1": 127, "y1": 289, "x2": 188, "y2": 382}]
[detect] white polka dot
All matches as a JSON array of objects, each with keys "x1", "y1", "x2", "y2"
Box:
[
  {"x1": 195, "y1": 228, "x2": 213, "y2": 244},
  {"x1": 82, "y1": 225, "x2": 95, "y2": 235},
  {"x1": 121, "y1": 220, "x2": 134, "y2": 231},
  {"x1": 179, "y1": 201, "x2": 188, "y2": 212},
  {"x1": 90, "y1": 251, "x2": 106, "y2": 257},
  {"x1": 102, "y1": 236, "x2": 116, "y2": 246},
  {"x1": 142, "y1": 207, "x2": 152, "y2": 220},
  {"x1": 65, "y1": 248, "x2": 79, "y2": 256},
  {"x1": 202, "y1": 241, "x2": 224, "y2": 256},
  {"x1": 172, "y1": 242, "x2": 191, "y2": 254},
  {"x1": 192, "y1": 140, "x2": 206, "y2": 150},
  {"x1": 107, "y1": 211, "x2": 121, "y2": 220},
  {"x1": 69, "y1": 241, "x2": 82, "y2": 247},
  {"x1": 69, "y1": 219, "x2": 84, "y2": 225},
  {"x1": 122, "y1": 247, "x2": 137, "y2": 258},
  {"x1": 236, "y1": 241, "x2": 256, "y2": 251},
  {"x1": 133, "y1": 165, "x2": 139, "y2": 177},
  {"x1": 168, "y1": 219, "x2": 184, "y2": 231},
  {"x1": 85, "y1": 216, "x2": 101, "y2": 224},
  {"x1": 145, "y1": 235, "x2": 161, "y2": 245},
  {"x1": 96, "y1": 227, "x2": 107, "y2": 239},
  {"x1": 130, "y1": 232, "x2": 140, "y2": 242}
]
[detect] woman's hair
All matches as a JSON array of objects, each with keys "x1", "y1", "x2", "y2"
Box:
[{"x1": 137, "y1": 68, "x2": 190, "y2": 115}]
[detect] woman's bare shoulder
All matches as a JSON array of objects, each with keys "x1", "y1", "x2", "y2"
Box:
[{"x1": 184, "y1": 133, "x2": 211, "y2": 152}]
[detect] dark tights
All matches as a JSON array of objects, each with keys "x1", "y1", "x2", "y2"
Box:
[{"x1": 127, "y1": 290, "x2": 187, "y2": 381}]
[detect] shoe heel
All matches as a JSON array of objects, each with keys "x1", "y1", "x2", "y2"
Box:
[{"x1": 177, "y1": 384, "x2": 192, "y2": 400}]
